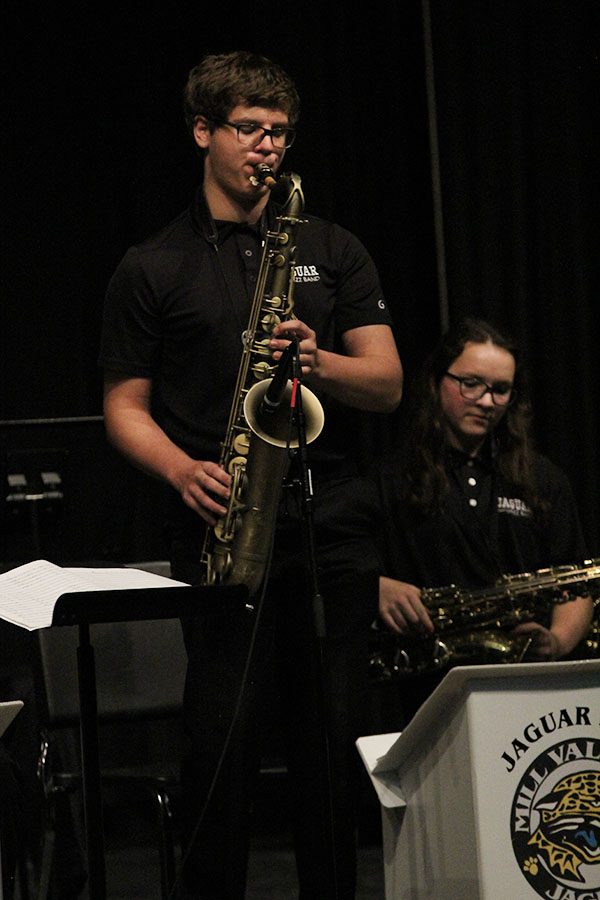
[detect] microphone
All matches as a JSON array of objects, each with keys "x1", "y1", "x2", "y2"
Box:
[{"x1": 260, "y1": 340, "x2": 297, "y2": 417}]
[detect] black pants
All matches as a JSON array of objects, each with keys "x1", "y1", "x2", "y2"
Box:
[{"x1": 170, "y1": 484, "x2": 378, "y2": 900}]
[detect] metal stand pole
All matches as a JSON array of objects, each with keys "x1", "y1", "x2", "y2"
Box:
[
  {"x1": 289, "y1": 348, "x2": 339, "y2": 898},
  {"x1": 76, "y1": 624, "x2": 106, "y2": 900}
]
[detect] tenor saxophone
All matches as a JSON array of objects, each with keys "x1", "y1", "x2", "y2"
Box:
[{"x1": 201, "y1": 166, "x2": 324, "y2": 597}]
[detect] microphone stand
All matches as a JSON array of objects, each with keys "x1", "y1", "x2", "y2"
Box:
[{"x1": 287, "y1": 340, "x2": 339, "y2": 898}]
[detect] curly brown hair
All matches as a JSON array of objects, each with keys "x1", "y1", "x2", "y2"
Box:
[{"x1": 183, "y1": 50, "x2": 300, "y2": 134}]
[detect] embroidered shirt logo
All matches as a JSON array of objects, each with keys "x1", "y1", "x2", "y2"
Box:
[
  {"x1": 497, "y1": 496, "x2": 532, "y2": 518},
  {"x1": 294, "y1": 264, "x2": 320, "y2": 283}
]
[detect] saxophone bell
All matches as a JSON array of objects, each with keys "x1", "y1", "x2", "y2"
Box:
[{"x1": 244, "y1": 379, "x2": 324, "y2": 449}]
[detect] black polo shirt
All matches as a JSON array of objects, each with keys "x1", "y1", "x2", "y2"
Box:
[
  {"x1": 337, "y1": 444, "x2": 588, "y2": 591},
  {"x1": 99, "y1": 189, "x2": 393, "y2": 471}
]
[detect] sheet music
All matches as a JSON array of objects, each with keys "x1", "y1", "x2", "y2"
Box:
[{"x1": 0, "y1": 559, "x2": 189, "y2": 631}]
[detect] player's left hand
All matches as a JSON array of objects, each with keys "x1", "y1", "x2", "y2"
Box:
[{"x1": 270, "y1": 319, "x2": 318, "y2": 377}]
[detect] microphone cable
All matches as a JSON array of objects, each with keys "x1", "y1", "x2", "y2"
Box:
[{"x1": 168, "y1": 480, "x2": 284, "y2": 898}]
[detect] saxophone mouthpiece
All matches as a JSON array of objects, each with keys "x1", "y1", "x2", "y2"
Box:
[{"x1": 249, "y1": 164, "x2": 277, "y2": 189}]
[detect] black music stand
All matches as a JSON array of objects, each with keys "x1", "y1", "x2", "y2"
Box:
[{"x1": 50, "y1": 582, "x2": 249, "y2": 900}]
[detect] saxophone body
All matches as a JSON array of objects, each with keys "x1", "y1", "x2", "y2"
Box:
[
  {"x1": 201, "y1": 168, "x2": 324, "y2": 598},
  {"x1": 369, "y1": 559, "x2": 600, "y2": 681}
]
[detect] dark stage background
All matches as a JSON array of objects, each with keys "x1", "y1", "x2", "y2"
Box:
[{"x1": 3, "y1": 1, "x2": 599, "y2": 563}]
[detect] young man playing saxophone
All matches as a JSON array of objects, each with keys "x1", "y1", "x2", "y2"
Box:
[{"x1": 99, "y1": 50, "x2": 402, "y2": 899}]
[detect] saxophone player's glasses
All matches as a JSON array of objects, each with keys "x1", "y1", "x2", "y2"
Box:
[
  {"x1": 211, "y1": 118, "x2": 296, "y2": 149},
  {"x1": 444, "y1": 372, "x2": 516, "y2": 406}
]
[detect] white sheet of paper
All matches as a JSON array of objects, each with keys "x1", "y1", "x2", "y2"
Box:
[{"x1": 0, "y1": 559, "x2": 189, "y2": 630}]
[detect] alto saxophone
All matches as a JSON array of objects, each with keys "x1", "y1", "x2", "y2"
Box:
[
  {"x1": 201, "y1": 165, "x2": 324, "y2": 597},
  {"x1": 369, "y1": 558, "x2": 600, "y2": 681}
]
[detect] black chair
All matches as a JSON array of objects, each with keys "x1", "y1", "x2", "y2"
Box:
[{"x1": 34, "y1": 562, "x2": 188, "y2": 900}]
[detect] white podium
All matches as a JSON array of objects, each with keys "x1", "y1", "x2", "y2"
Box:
[{"x1": 357, "y1": 659, "x2": 600, "y2": 900}]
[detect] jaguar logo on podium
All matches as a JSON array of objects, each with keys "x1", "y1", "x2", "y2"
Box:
[
  {"x1": 510, "y1": 737, "x2": 600, "y2": 899},
  {"x1": 357, "y1": 659, "x2": 600, "y2": 899}
]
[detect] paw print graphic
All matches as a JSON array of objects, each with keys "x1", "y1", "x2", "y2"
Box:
[{"x1": 523, "y1": 857, "x2": 539, "y2": 876}]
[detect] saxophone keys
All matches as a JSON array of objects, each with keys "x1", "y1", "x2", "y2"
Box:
[
  {"x1": 251, "y1": 359, "x2": 271, "y2": 379},
  {"x1": 264, "y1": 295, "x2": 283, "y2": 309},
  {"x1": 214, "y1": 513, "x2": 243, "y2": 543},
  {"x1": 232, "y1": 434, "x2": 250, "y2": 456},
  {"x1": 210, "y1": 539, "x2": 234, "y2": 580},
  {"x1": 261, "y1": 313, "x2": 281, "y2": 331},
  {"x1": 227, "y1": 454, "x2": 248, "y2": 473}
]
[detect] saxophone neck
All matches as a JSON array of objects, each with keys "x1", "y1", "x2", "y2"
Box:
[
  {"x1": 250, "y1": 166, "x2": 305, "y2": 217},
  {"x1": 279, "y1": 172, "x2": 304, "y2": 216}
]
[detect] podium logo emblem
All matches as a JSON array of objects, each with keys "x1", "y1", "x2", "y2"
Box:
[{"x1": 510, "y1": 737, "x2": 600, "y2": 898}]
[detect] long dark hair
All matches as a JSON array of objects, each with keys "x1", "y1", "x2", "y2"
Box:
[{"x1": 398, "y1": 317, "x2": 542, "y2": 514}]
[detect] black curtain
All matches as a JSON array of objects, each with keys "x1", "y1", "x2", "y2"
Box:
[
  {"x1": 2, "y1": 2, "x2": 598, "y2": 558},
  {"x1": 2, "y1": 3, "x2": 436, "y2": 417},
  {"x1": 426, "y1": 0, "x2": 599, "y2": 551}
]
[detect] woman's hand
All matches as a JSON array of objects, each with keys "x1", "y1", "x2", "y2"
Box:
[{"x1": 379, "y1": 577, "x2": 435, "y2": 636}]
